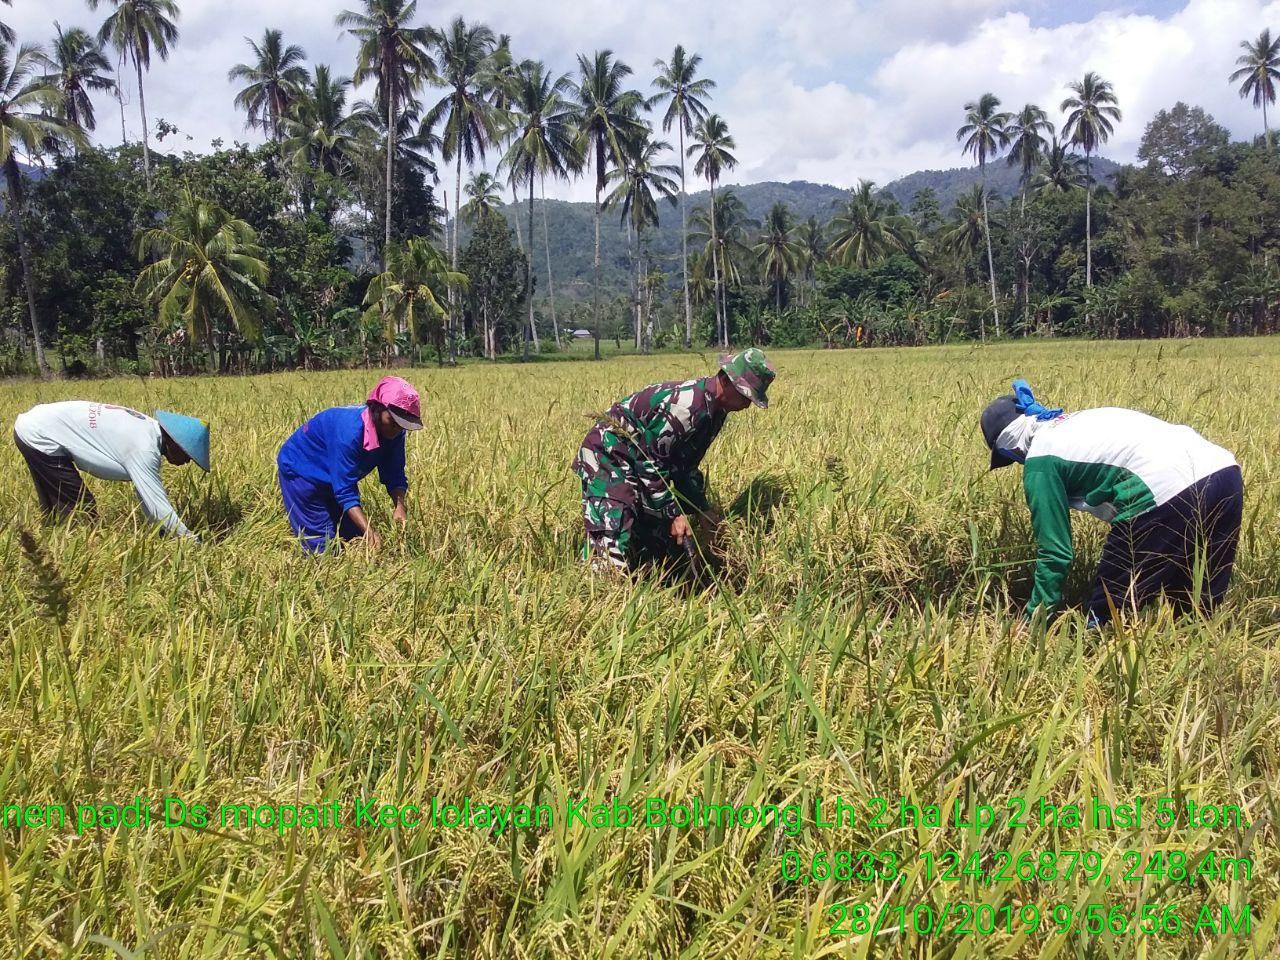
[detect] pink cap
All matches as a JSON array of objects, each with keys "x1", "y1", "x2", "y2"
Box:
[{"x1": 368, "y1": 376, "x2": 422, "y2": 430}]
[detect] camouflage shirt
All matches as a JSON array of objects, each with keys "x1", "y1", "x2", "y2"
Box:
[{"x1": 575, "y1": 377, "x2": 726, "y2": 519}]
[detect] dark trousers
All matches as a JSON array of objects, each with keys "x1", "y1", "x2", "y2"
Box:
[
  {"x1": 1088, "y1": 466, "x2": 1243, "y2": 623},
  {"x1": 13, "y1": 431, "x2": 95, "y2": 518}
]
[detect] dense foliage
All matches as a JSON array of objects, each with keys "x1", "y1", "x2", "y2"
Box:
[{"x1": 4, "y1": 7, "x2": 1280, "y2": 375}]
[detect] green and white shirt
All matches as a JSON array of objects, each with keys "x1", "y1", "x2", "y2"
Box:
[{"x1": 1021, "y1": 408, "x2": 1236, "y2": 612}]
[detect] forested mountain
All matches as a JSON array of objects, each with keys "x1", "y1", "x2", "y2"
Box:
[
  {"x1": 472, "y1": 163, "x2": 1117, "y2": 300},
  {"x1": 882, "y1": 156, "x2": 1120, "y2": 211}
]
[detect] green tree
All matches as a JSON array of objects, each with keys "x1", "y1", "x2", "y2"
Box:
[
  {"x1": 1032, "y1": 137, "x2": 1086, "y2": 194},
  {"x1": 228, "y1": 29, "x2": 309, "y2": 143},
  {"x1": 336, "y1": 0, "x2": 433, "y2": 263},
  {"x1": 796, "y1": 215, "x2": 826, "y2": 305},
  {"x1": 499, "y1": 58, "x2": 576, "y2": 360},
  {"x1": 909, "y1": 187, "x2": 942, "y2": 232},
  {"x1": 460, "y1": 206, "x2": 525, "y2": 358},
  {"x1": 1006, "y1": 103, "x2": 1053, "y2": 212},
  {"x1": 38, "y1": 23, "x2": 115, "y2": 137},
  {"x1": 570, "y1": 50, "x2": 645, "y2": 359},
  {"x1": 134, "y1": 187, "x2": 269, "y2": 371},
  {"x1": 282, "y1": 64, "x2": 375, "y2": 218},
  {"x1": 460, "y1": 170, "x2": 502, "y2": 223},
  {"x1": 90, "y1": 0, "x2": 180, "y2": 192},
  {"x1": 829, "y1": 180, "x2": 911, "y2": 269},
  {"x1": 606, "y1": 133, "x2": 678, "y2": 350},
  {"x1": 688, "y1": 112, "x2": 736, "y2": 346},
  {"x1": 1230, "y1": 29, "x2": 1280, "y2": 146},
  {"x1": 956, "y1": 91, "x2": 1011, "y2": 337},
  {"x1": 1137, "y1": 102, "x2": 1229, "y2": 179},
  {"x1": 754, "y1": 201, "x2": 803, "y2": 314},
  {"x1": 940, "y1": 185, "x2": 997, "y2": 337},
  {"x1": 361, "y1": 236, "x2": 466, "y2": 364},
  {"x1": 1062, "y1": 71, "x2": 1121, "y2": 293},
  {"x1": 2, "y1": 39, "x2": 75, "y2": 375},
  {"x1": 650, "y1": 44, "x2": 713, "y2": 347},
  {"x1": 690, "y1": 188, "x2": 750, "y2": 344},
  {"x1": 426, "y1": 16, "x2": 499, "y2": 359}
]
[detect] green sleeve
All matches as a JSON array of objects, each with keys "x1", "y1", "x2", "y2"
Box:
[{"x1": 1023, "y1": 457, "x2": 1074, "y2": 615}]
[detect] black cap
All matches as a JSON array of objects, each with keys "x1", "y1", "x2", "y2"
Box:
[{"x1": 980, "y1": 394, "x2": 1021, "y2": 469}]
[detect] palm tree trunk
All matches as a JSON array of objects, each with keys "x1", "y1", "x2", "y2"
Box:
[
  {"x1": 524, "y1": 173, "x2": 535, "y2": 362},
  {"x1": 116, "y1": 52, "x2": 127, "y2": 146},
  {"x1": 679, "y1": 123, "x2": 691, "y2": 348},
  {"x1": 709, "y1": 182, "x2": 724, "y2": 348},
  {"x1": 980, "y1": 169, "x2": 999, "y2": 338},
  {"x1": 592, "y1": 179, "x2": 602, "y2": 361},
  {"x1": 4, "y1": 162, "x2": 48, "y2": 377},
  {"x1": 540, "y1": 176, "x2": 561, "y2": 348},
  {"x1": 1085, "y1": 150, "x2": 1093, "y2": 290},
  {"x1": 626, "y1": 219, "x2": 639, "y2": 350},
  {"x1": 511, "y1": 180, "x2": 525, "y2": 253},
  {"x1": 135, "y1": 55, "x2": 152, "y2": 192},
  {"x1": 385, "y1": 89, "x2": 394, "y2": 265},
  {"x1": 1265, "y1": 98, "x2": 1271, "y2": 148},
  {"x1": 452, "y1": 153, "x2": 462, "y2": 364}
]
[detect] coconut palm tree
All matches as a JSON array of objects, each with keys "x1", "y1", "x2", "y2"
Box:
[
  {"x1": 754, "y1": 202, "x2": 803, "y2": 315},
  {"x1": 956, "y1": 92, "x2": 1011, "y2": 337},
  {"x1": 1032, "y1": 137, "x2": 1086, "y2": 195},
  {"x1": 606, "y1": 134, "x2": 679, "y2": 350},
  {"x1": 336, "y1": 0, "x2": 433, "y2": 263},
  {"x1": 940, "y1": 185, "x2": 998, "y2": 339},
  {"x1": 688, "y1": 112, "x2": 736, "y2": 346},
  {"x1": 37, "y1": 23, "x2": 115, "y2": 139},
  {"x1": 283, "y1": 65, "x2": 373, "y2": 179},
  {"x1": 361, "y1": 236, "x2": 466, "y2": 365},
  {"x1": 460, "y1": 169, "x2": 502, "y2": 223},
  {"x1": 134, "y1": 187, "x2": 270, "y2": 372},
  {"x1": 828, "y1": 180, "x2": 911, "y2": 269},
  {"x1": 1006, "y1": 103, "x2": 1053, "y2": 213},
  {"x1": 2, "y1": 39, "x2": 77, "y2": 376},
  {"x1": 569, "y1": 49, "x2": 646, "y2": 359},
  {"x1": 1061, "y1": 71, "x2": 1121, "y2": 291},
  {"x1": 228, "y1": 29, "x2": 309, "y2": 143},
  {"x1": 650, "y1": 45, "x2": 714, "y2": 347},
  {"x1": 499, "y1": 58, "x2": 577, "y2": 360},
  {"x1": 1231, "y1": 29, "x2": 1280, "y2": 146},
  {"x1": 690, "y1": 188, "x2": 750, "y2": 345},
  {"x1": 1, "y1": 2, "x2": 13, "y2": 47},
  {"x1": 425, "y1": 17, "x2": 499, "y2": 359},
  {"x1": 483, "y1": 35, "x2": 523, "y2": 246},
  {"x1": 89, "y1": 0, "x2": 179, "y2": 192},
  {"x1": 796, "y1": 215, "x2": 826, "y2": 305}
]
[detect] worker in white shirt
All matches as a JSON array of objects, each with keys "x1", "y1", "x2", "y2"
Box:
[{"x1": 12, "y1": 401, "x2": 210, "y2": 540}]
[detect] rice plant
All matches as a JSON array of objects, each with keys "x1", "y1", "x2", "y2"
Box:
[{"x1": 0, "y1": 338, "x2": 1277, "y2": 958}]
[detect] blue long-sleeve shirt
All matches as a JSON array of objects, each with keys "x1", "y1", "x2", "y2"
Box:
[{"x1": 277, "y1": 406, "x2": 408, "y2": 512}]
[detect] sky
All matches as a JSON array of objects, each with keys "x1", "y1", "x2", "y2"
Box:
[{"x1": 8, "y1": 0, "x2": 1280, "y2": 202}]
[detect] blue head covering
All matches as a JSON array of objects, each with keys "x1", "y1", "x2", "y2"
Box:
[
  {"x1": 155, "y1": 410, "x2": 211, "y2": 471},
  {"x1": 1011, "y1": 379, "x2": 1063, "y2": 421}
]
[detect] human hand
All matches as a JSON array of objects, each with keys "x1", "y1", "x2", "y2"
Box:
[
  {"x1": 362, "y1": 528, "x2": 384, "y2": 551},
  {"x1": 670, "y1": 514, "x2": 692, "y2": 545},
  {"x1": 392, "y1": 504, "x2": 408, "y2": 527}
]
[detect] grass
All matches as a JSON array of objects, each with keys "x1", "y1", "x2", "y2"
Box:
[{"x1": 0, "y1": 337, "x2": 1278, "y2": 958}]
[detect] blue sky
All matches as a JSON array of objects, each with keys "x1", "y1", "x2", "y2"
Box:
[{"x1": 8, "y1": 0, "x2": 1280, "y2": 201}]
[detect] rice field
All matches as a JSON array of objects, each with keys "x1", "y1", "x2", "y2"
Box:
[{"x1": 1, "y1": 338, "x2": 1279, "y2": 959}]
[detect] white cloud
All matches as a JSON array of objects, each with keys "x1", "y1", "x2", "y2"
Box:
[{"x1": 8, "y1": 0, "x2": 1280, "y2": 203}]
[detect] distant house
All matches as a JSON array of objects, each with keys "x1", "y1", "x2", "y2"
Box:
[{"x1": 570, "y1": 329, "x2": 593, "y2": 339}]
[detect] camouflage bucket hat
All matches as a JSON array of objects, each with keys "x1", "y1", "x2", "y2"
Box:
[{"x1": 718, "y1": 348, "x2": 775, "y2": 408}]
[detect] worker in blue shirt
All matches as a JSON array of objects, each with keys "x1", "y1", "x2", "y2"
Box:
[{"x1": 276, "y1": 377, "x2": 422, "y2": 553}]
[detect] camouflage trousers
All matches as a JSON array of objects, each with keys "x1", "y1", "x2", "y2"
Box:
[{"x1": 573, "y1": 444, "x2": 677, "y2": 571}]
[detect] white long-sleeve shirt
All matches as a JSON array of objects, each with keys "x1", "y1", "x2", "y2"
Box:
[{"x1": 14, "y1": 401, "x2": 196, "y2": 539}]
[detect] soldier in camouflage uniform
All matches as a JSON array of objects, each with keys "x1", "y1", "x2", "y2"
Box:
[{"x1": 573, "y1": 349, "x2": 776, "y2": 571}]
